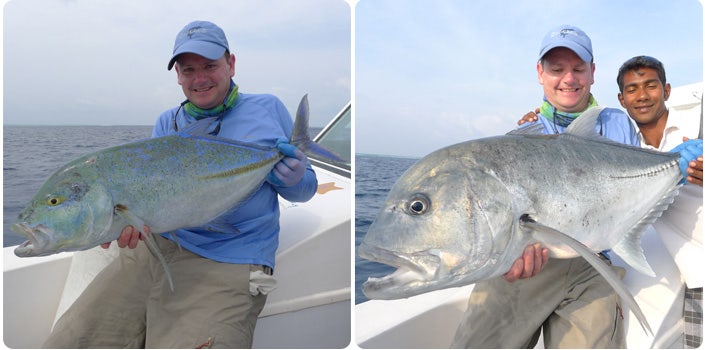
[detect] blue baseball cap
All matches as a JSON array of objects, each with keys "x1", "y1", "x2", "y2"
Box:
[
  {"x1": 539, "y1": 25, "x2": 593, "y2": 63},
  {"x1": 167, "y1": 20, "x2": 229, "y2": 70}
]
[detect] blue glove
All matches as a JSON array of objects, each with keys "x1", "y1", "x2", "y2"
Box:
[
  {"x1": 275, "y1": 137, "x2": 298, "y2": 158},
  {"x1": 266, "y1": 138, "x2": 307, "y2": 187},
  {"x1": 670, "y1": 138, "x2": 703, "y2": 183}
]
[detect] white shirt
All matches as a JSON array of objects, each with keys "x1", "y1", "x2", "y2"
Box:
[{"x1": 639, "y1": 104, "x2": 703, "y2": 288}]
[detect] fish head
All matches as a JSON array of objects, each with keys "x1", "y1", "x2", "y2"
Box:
[
  {"x1": 359, "y1": 146, "x2": 516, "y2": 299},
  {"x1": 13, "y1": 161, "x2": 114, "y2": 257}
]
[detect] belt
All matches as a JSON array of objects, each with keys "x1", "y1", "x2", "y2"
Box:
[
  {"x1": 598, "y1": 250, "x2": 611, "y2": 262},
  {"x1": 252, "y1": 264, "x2": 273, "y2": 276}
]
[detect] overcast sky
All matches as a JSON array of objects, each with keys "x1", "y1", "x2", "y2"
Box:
[
  {"x1": 3, "y1": 0, "x2": 351, "y2": 127},
  {"x1": 3, "y1": 1, "x2": 703, "y2": 156},
  {"x1": 356, "y1": 0, "x2": 704, "y2": 157}
]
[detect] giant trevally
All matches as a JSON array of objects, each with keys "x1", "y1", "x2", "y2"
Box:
[
  {"x1": 12, "y1": 95, "x2": 342, "y2": 291},
  {"x1": 358, "y1": 107, "x2": 686, "y2": 335}
]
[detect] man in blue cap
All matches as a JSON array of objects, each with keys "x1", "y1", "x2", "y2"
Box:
[
  {"x1": 451, "y1": 24, "x2": 638, "y2": 348},
  {"x1": 44, "y1": 20, "x2": 318, "y2": 348},
  {"x1": 507, "y1": 34, "x2": 703, "y2": 349}
]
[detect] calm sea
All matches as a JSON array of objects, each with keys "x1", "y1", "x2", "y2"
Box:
[
  {"x1": 355, "y1": 154, "x2": 419, "y2": 304},
  {"x1": 3, "y1": 125, "x2": 154, "y2": 247}
]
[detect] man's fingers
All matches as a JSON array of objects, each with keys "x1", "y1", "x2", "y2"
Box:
[
  {"x1": 520, "y1": 245, "x2": 534, "y2": 278},
  {"x1": 503, "y1": 258, "x2": 524, "y2": 283}
]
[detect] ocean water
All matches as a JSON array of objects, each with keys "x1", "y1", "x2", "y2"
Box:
[
  {"x1": 3, "y1": 125, "x2": 154, "y2": 247},
  {"x1": 355, "y1": 154, "x2": 419, "y2": 304}
]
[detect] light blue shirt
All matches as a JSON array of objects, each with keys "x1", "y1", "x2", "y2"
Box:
[
  {"x1": 524, "y1": 107, "x2": 640, "y2": 146},
  {"x1": 152, "y1": 93, "x2": 318, "y2": 269}
]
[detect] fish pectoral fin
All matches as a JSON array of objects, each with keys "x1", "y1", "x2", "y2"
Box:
[
  {"x1": 114, "y1": 204, "x2": 145, "y2": 234},
  {"x1": 202, "y1": 221, "x2": 241, "y2": 235},
  {"x1": 114, "y1": 204, "x2": 175, "y2": 292},
  {"x1": 168, "y1": 231, "x2": 183, "y2": 252},
  {"x1": 519, "y1": 217, "x2": 653, "y2": 336}
]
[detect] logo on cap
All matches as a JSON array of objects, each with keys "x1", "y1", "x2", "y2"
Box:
[
  {"x1": 558, "y1": 28, "x2": 578, "y2": 38},
  {"x1": 186, "y1": 27, "x2": 207, "y2": 39}
]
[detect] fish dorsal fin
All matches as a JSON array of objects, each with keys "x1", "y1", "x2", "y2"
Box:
[
  {"x1": 506, "y1": 122, "x2": 546, "y2": 136},
  {"x1": 562, "y1": 106, "x2": 639, "y2": 151},
  {"x1": 178, "y1": 116, "x2": 222, "y2": 137},
  {"x1": 564, "y1": 106, "x2": 605, "y2": 138},
  {"x1": 176, "y1": 116, "x2": 273, "y2": 152},
  {"x1": 519, "y1": 216, "x2": 653, "y2": 336},
  {"x1": 611, "y1": 183, "x2": 682, "y2": 277}
]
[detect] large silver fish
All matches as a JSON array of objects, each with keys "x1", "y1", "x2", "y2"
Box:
[
  {"x1": 358, "y1": 107, "x2": 684, "y2": 335},
  {"x1": 12, "y1": 95, "x2": 340, "y2": 290}
]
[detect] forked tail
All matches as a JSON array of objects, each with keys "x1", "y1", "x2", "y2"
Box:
[{"x1": 290, "y1": 95, "x2": 347, "y2": 166}]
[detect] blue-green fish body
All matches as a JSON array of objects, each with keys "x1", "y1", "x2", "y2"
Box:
[
  {"x1": 13, "y1": 133, "x2": 280, "y2": 257},
  {"x1": 12, "y1": 96, "x2": 336, "y2": 286}
]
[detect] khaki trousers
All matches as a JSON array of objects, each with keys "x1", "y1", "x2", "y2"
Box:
[
  {"x1": 43, "y1": 235, "x2": 268, "y2": 348},
  {"x1": 451, "y1": 256, "x2": 626, "y2": 349}
]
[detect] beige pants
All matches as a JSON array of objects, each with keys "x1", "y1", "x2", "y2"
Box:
[
  {"x1": 451, "y1": 256, "x2": 626, "y2": 349},
  {"x1": 43, "y1": 235, "x2": 270, "y2": 348}
]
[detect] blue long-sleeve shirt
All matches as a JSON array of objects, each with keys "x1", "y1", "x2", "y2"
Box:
[
  {"x1": 151, "y1": 93, "x2": 318, "y2": 269},
  {"x1": 523, "y1": 107, "x2": 640, "y2": 146}
]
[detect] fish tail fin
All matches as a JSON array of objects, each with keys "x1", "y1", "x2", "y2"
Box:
[
  {"x1": 612, "y1": 182, "x2": 682, "y2": 277},
  {"x1": 290, "y1": 94, "x2": 312, "y2": 147},
  {"x1": 290, "y1": 94, "x2": 347, "y2": 164},
  {"x1": 521, "y1": 216, "x2": 653, "y2": 336}
]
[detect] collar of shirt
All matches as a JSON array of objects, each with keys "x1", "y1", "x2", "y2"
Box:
[{"x1": 638, "y1": 107, "x2": 701, "y2": 151}]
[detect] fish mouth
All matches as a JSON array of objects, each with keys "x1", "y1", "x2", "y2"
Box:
[
  {"x1": 358, "y1": 242, "x2": 445, "y2": 299},
  {"x1": 12, "y1": 223, "x2": 52, "y2": 257}
]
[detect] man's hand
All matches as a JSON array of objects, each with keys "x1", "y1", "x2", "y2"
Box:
[
  {"x1": 517, "y1": 108, "x2": 540, "y2": 125},
  {"x1": 101, "y1": 225, "x2": 149, "y2": 249},
  {"x1": 502, "y1": 243, "x2": 549, "y2": 282},
  {"x1": 686, "y1": 156, "x2": 703, "y2": 187},
  {"x1": 267, "y1": 139, "x2": 307, "y2": 187},
  {"x1": 683, "y1": 137, "x2": 703, "y2": 187},
  {"x1": 671, "y1": 138, "x2": 703, "y2": 185}
]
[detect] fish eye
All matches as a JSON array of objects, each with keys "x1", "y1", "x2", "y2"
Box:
[
  {"x1": 407, "y1": 194, "x2": 430, "y2": 215},
  {"x1": 47, "y1": 196, "x2": 64, "y2": 206}
]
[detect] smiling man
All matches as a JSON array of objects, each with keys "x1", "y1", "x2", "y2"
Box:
[
  {"x1": 451, "y1": 25, "x2": 641, "y2": 348},
  {"x1": 44, "y1": 20, "x2": 318, "y2": 348},
  {"x1": 617, "y1": 55, "x2": 703, "y2": 348}
]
